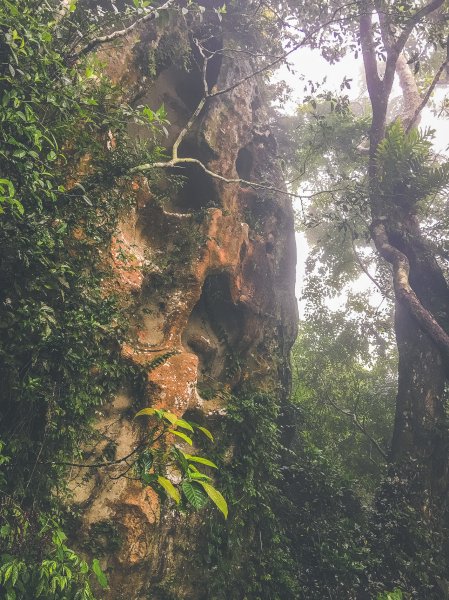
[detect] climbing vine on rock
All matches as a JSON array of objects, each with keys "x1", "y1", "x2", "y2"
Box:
[{"x1": 0, "y1": 1, "x2": 177, "y2": 597}]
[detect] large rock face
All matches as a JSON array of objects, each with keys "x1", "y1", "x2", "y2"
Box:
[{"x1": 70, "y1": 13, "x2": 298, "y2": 599}]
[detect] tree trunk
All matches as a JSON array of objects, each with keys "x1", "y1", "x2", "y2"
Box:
[{"x1": 389, "y1": 214, "x2": 449, "y2": 503}]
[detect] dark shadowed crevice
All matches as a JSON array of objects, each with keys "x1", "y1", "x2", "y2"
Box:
[
  {"x1": 251, "y1": 93, "x2": 261, "y2": 115},
  {"x1": 190, "y1": 34, "x2": 223, "y2": 92},
  {"x1": 203, "y1": 37, "x2": 223, "y2": 91},
  {"x1": 265, "y1": 241, "x2": 275, "y2": 254},
  {"x1": 239, "y1": 241, "x2": 248, "y2": 262},
  {"x1": 173, "y1": 35, "x2": 223, "y2": 111},
  {"x1": 182, "y1": 273, "x2": 245, "y2": 396},
  {"x1": 164, "y1": 162, "x2": 219, "y2": 213},
  {"x1": 235, "y1": 147, "x2": 253, "y2": 180},
  {"x1": 174, "y1": 69, "x2": 204, "y2": 111}
]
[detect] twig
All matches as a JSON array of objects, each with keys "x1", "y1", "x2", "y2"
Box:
[
  {"x1": 42, "y1": 427, "x2": 167, "y2": 469},
  {"x1": 209, "y1": 5, "x2": 360, "y2": 99},
  {"x1": 394, "y1": 0, "x2": 445, "y2": 57},
  {"x1": 322, "y1": 390, "x2": 388, "y2": 460},
  {"x1": 43, "y1": 440, "x2": 147, "y2": 469},
  {"x1": 350, "y1": 236, "x2": 392, "y2": 299}
]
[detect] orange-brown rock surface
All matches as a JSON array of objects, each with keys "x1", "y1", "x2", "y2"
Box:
[{"x1": 70, "y1": 14, "x2": 298, "y2": 599}]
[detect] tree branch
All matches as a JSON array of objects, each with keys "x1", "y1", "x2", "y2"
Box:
[
  {"x1": 210, "y1": 4, "x2": 359, "y2": 99},
  {"x1": 371, "y1": 220, "x2": 449, "y2": 365},
  {"x1": 43, "y1": 426, "x2": 168, "y2": 470},
  {"x1": 396, "y1": 53, "x2": 422, "y2": 126},
  {"x1": 394, "y1": 0, "x2": 445, "y2": 55},
  {"x1": 131, "y1": 156, "x2": 304, "y2": 199},
  {"x1": 406, "y1": 48, "x2": 449, "y2": 132},
  {"x1": 359, "y1": 2, "x2": 382, "y2": 104},
  {"x1": 70, "y1": 0, "x2": 175, "y2": 61},
  {"x1": 373, "y1": 0, "x2": 394, "y2": 53}
]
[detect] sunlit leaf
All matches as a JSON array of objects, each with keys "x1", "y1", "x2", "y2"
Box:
[
  {"x1": 174, "y1": 418, "x2": 194, "y2": 432},
  {"x1": 195, "y1": 425, "x2": 214, "y2": 441},
  {"x1": 157, "y1": 476, "x2": 180, "y2": 504},
  {"x1": 170, "y1": 430, "x2": 193, "y2": 445},
  {"x1": 134, "y1": 407, "x2": 156, "y2": 418},
  {"x1": 198, "y1": 481, "x2": 228, "y2": 518},
  {"x1": 184, "y1": 454, "x2": 218, "y2": 469}
]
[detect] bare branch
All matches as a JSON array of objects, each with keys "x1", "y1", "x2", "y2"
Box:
[
  {"x1": 43, "y1": 427, "x2": 167, "y2": 470},
  {"x1": 43, "y1": 439, "x2": 147, "y2": 469},
  {"x1": 131, "y1": 157, "x2": 304, "y2": 199},
  {"x1": 210, "y1": 4, "x2": 362, "y2": 98},
  {"x1": 374, "y1": 0, "x2": 394, "y2": 52},
  {"x1": 172, "y1": 98, "x2": 207, "y2": 161},
  {"x1": 71, "y1": 0, "x2": 175, "y2": 61}
]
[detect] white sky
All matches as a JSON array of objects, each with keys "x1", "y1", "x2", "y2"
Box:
[{"x1": 275, "y1": 47, "x2": 449, "y2": 316}]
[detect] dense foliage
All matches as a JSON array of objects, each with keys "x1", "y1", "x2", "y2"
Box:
[{"x1": 0, "y1": 0, "x2": 169, "y2": 596}]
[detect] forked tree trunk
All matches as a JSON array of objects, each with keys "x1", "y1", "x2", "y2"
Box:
[{"x1": 360, "y1": 0, "x2": 449, "y2": 509}]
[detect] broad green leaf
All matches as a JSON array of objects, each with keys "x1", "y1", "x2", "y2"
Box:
[
  {"x1": 10, "y1": 563, "x2": 19, "y2": 587},
  {"x1": 134, "y1": 407, "x2": 156, "y2": 418},
  {"x1": 157, "y1": 476, "x2": 180, "y2": 504},
  {"x1": 92, "y1": 559, "x2": 108, "y2": 590},
  {"x1": 181, "y1": 481, "x2": 208, "y2": 509},
  {"x1": 161, "y1": 411, "x2": 179, "y2": 425},
  {"x1": 141, "y1": 472, "x2": 157, "y2": 486},
  {"x1": 142, "y1": 106, "x2": 155, "y2": 122},
  {"x1": 11, "y1": 199, "x2": 24, "y2": 215},
  {"x1": 196, "y1": 425, "x2": 214, "y2": 441},
  {"x1": 170, "y1": 430, "x2": 193, "y2": 445},
  {"x1": 0, "y1": 179, "x2": 14, "y2": 195},
  {"x1": 188, "y1": 471, "x2": 212, "y2": 481},
  {"x1": 198, "y1": 481, "x2": 228, "y2": 518},
  {"x1": 3, "y1": 563, "x2": 14, "y2": 583},
  {"x1": 174, "y1": 418, "x2": 194, "y2": 432},
  {"x1": 79, "y1": 561, "x2": 89, "y2": 574},
  {"x1": 184, "y1": 454, "x2": 218, "y2": 469}
]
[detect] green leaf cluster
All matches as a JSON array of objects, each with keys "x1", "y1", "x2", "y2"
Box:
[
  {"x1": 134, "y1": 407, "x2": 228, "y2": 518},
  {"x1": 376, "y1": 121, "x2": 449, "y2": 211},
  {"x1": 0, "y1": 509, "x2": 107, "y2": 599}
]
